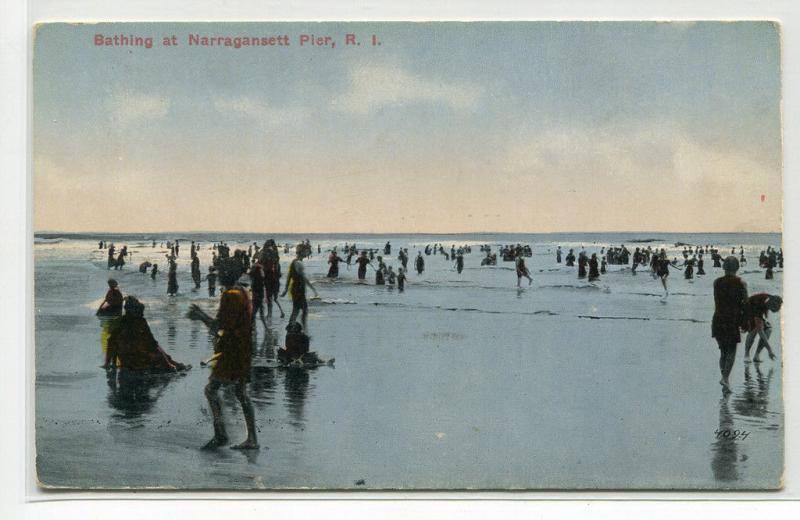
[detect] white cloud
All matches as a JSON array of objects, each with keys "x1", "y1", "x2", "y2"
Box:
[
  {"x1": 105, "y1": 92, "x2": 169, "y2": 125},
  {"x1": 505, "y1": 123, "x2": 777, "y2": 190},
  {"x1": 213, "y1": 96, "x2": 308, "y2": 127},
  {"x1": 333, "y1": 63, "x2": 483, "y2": 114}
]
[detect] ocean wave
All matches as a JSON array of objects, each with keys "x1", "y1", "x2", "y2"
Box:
[{"x1": 578, "y1": 314, "x2": 706, "y2": 324}]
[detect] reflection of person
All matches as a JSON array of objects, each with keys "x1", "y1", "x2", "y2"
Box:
[
  {"x1": 743, "y1": 294, "x2": 782, "y2": 363},
  {"x1": 104, "y1": 296, "x2": 189, "y2": 371},
  {"x1": 710, "y1": 395, "x2": 739, "y2": 483},
  {"x1": 194, "y1": 259, "x2": 258, "y2": 450},
  {"x1": 712, "y1": 256, "x2": 748, "y2": 394}
]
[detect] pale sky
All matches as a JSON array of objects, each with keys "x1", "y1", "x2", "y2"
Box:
[{"x1": 33, "y1": 22, "x2": 782, "y2": 233}]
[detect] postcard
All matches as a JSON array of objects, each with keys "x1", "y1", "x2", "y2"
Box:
[{"x1": 33, "y1": 21, "x2": 783, "y2": 490}]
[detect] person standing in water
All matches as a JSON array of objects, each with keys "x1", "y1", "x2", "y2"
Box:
[
  {"x1": 712, "y1": 256, "x2": 748, "y2": 394},
  {"x1": 355, "y1": 251, "x2": 372, "y2": 281},
  {"x1": 282, "y1": 248, "x2": 319, "y2": 332},
  {"x1": 577, "y1": 252, "x2": 588, "y2": 279},
  {"x1": 588, "y1": 253, "x2": 600, "y2": 282},
  {"x1": 167, "y1": 257, "x2": 178, "y2": 296},
  {"x1": 248, "y1": 260, "x2": 268, "y2": 329},
  {"x1": 743, "y1": 293, "x2": 782, "y2": 363},
  {"x1": 191, "y1": 255, "x2": 202, "y2": 289},
  {"x1": 515, "y1": 256, "x2": 532, "y2": 287},
  {"x1": 565, "y1": 249, "x2": 575, "y2": 267},
  {"x1": 454, "y1": 251, "x2": 464, "y2": 274},
  {"x1": 556, "y1": 246, "x2": 562, "y2": 264},
  {"x1": 191, "y1": 258, "x2": 258, "y2": 450},
  {"x1": 398, "y1": 267, "x2": 407, "y2": 292},
  {"x1": 375, "y1": 256, "x2": 386, "y2": 285},
  {"x1": 632, "y1": 248, "x2": 641, "y2": 275},
  {"x1": 261, "y1": 239, "x2": 285, "y2": 319},
  {"x1": 327, "y1": 249, "x2": 344, "y2": 278},
  {"x1": 150, "y1": 263, "x2": 158, "y2": 280},
  {"x1": 415, "y1": 251, "x2": 425, "y2": 275},
  {"x1": 206, "y1": 266, "x2": 217, "y2": 297}
]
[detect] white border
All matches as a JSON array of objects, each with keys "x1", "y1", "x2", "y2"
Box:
[{"x1": 3, "y1": 0, "x2": 799, "y2": 518}]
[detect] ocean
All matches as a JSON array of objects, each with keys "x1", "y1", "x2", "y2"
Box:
[{"x1": 33, "y1": 232, "x2": 783, "y2": 489}]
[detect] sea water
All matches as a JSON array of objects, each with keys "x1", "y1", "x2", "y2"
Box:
[{"x1": 34, "y1": 232, "x2": 783, "y2": 489}]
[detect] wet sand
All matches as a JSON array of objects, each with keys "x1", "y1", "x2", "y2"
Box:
[{"x1": 34, "y1": 233, "x2": 783, "y2": 489}]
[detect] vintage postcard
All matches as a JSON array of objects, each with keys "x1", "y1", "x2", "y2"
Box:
[{"x1": 33, "y1": 21, "x2": 783, "y2": 490}]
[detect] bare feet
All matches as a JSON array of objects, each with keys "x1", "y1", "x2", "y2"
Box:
[
  {"x1": 769, "y1": 353, "x2": 776, "y2": 361},
  {"x1": 201, "y1": 436, "x2": 229, "y2": 450},
  {"x1": 743, "y1": 356, "x2": 751, "y2": 364},
  {"x1": 230, "y1": 439, "x2": 259, "y2": 450},
  {"x1": 753, "y1": 357, "x2": 762, "y2": 363}
]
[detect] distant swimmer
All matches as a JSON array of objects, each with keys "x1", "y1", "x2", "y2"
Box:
[
  {"x1": 206, "y1": 266, "x2": 217, "y2": 297},
  {"x1": 712, "y1": 256, "x2": 748, "y2": 394},
  {"x1": 327, "y1": 249, "x2": 344, "y2": 278},
  {"x1": 655, "y1": 251, "x2": 681, "y2": 297},
  {"x1": 415, "y1": 252, "x2": 425, "y2": 275},
  {"x1": 556, "y1": 246, "x2": 562, "y2": 263},
  {"x1": 588, "y1": 254, "x2": 600, "y2": 282},
  {"x1": 261, "y1": 239, "x2": 285, "y2": 319},
  {"x1": 516, "y1": 256, "x2": 532, "y2": 287},
  {"x1": 375, "y1": 256, "x2": 386, "y2": 285},
  {"x1": 454, "y1": 251, "x2": 464, "y2": 274},
  {"x1": 167, "y1": 258, "x2": 178, "y2": 296},
  {"x1": 565, "y1": 249, "x2": 575, "y2": 267},
  {"x1": 138, "y1": 261, "x2": 151, "y2": 274},
  {"x1": 96, "y1": 279, "x2": 123, "y2": 316},
  {"x1": 248, "y1": 260, "x2": 267, "y2": 329},
  {"x1": 600, "y1": 255, "x2": 607, "y2": 275},
  {"x1": 398, "y1": 267, "x2": 407, "y2": 292},
  {"x1": 386, "y1": 266, "x2": 396, "y2": 288},
  {"x1": 150, "y1": 263, "x2": 158, "y2": 280},
  {"x1": 697, "y1": 254, "x2": 706, "y2": 276},
  {"x1": 192, "y1": 255, "x2": 202, "y2": 289},
  {"x1": 356, "y1": 251, "x2": 372, "y2": 280},
  {"x1": 282, "y1": 248, "x2": 319, "y2": 332},
  {"x1": 632, "y1": 248, "x2": 641, "y2": 275},
  {"x1": 743, "y1": 293, "x2": 782, "y2": 363},
  {"x1": 577, "y1": 252, "x2": 587, "y2": 279}
]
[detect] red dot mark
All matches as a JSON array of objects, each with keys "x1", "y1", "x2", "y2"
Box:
[{"x1": 761, "y1": 194, "x2": 766, "y2": 202}]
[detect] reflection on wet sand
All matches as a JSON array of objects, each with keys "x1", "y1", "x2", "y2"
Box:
[
  {"x1": 711, "y1": 395, "x2": 738, "y2": 482},
  {"x1": 710, "y1": 363, "x2": 777, "y2": 483},
  {"x1": 283, "y1": 368, "x2": 311, "y2": 431},
  {"x1": 106, "y1": 369, "x2": 179, "y2": 419}
]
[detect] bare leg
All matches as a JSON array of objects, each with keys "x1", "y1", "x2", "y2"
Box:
[
  {"x1": 744, "y1": 330, "x2": 756, "y2": 361},
  {"x1": 203, "y1": 380, "x2": 228, "y2": 449},
  {"x1": 753, "y1": 326, "x2": 775, "y2": 361},
  {"x1": 719, "y1": 342, "x2": 736, "y2": 393},
  {"x1": 288, "y1": 303, "x2": 300, "y2": 327},
  {"x1": 231, "y1": 381, "x2": 259, "y2": 449},
  {"x1": 273, "y1": 295, "x2": 285, "y2": 318}
]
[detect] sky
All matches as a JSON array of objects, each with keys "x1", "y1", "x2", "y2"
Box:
[{"x1": 33, "y1": 22, "x2": 782, "y2": 233}]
